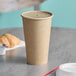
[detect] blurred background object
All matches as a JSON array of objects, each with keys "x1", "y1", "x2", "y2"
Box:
[
  {"x1": 0, "y1": 0, "x2": 76, "y2": 28},
  {"x1": 0, "y1": 0, "x2": 45, "y2": 12},
  {"x1": 0, "y1": 0, "x2": 46, "y2": 28}
]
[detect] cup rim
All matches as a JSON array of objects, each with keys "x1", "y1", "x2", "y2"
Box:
[{"x1": 21, "y1": 11, "x2": 53, "y2": 20}]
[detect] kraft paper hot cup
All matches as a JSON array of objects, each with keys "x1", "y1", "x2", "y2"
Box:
[
  {"x1": 21, "y1": 11, "x2": 53, "y2": 65},
  {"x1": 56, "y1": 63, "x2": 76, "y2": 76}
]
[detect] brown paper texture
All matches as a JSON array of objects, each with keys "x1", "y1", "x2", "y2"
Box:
[{"x1": 21, "y1": 11, "x2": 53, "y2": 65}]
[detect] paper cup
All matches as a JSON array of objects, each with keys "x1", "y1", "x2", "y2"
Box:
[
  {"x1": 21, "y1": 11, "x2": 53, "y2": 65},
  {"x1": 56, "y1": 63, "x2": 76, "y2": 76}
]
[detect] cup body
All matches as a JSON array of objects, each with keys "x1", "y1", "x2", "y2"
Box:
[{"x1": 21, "y1": 11, "x2": 53, "y2": 65}]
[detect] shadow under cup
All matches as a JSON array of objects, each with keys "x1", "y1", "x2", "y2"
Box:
[{"x1": 21, "y1": 11, "x2": 53, "y2": 65}]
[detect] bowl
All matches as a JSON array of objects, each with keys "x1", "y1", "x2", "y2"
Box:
[{"x1": 56, "y1": 63, "x2": 76, "y2": 76}]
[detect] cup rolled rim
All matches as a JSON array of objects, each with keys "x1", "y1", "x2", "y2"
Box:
[{"x1": 21, "y1": 11, "x2": 54, "y2": 20}]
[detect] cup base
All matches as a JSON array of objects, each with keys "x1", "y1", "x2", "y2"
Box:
[{"x1": 27, "y1": 61, "x2": 48, "y2": 65}]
